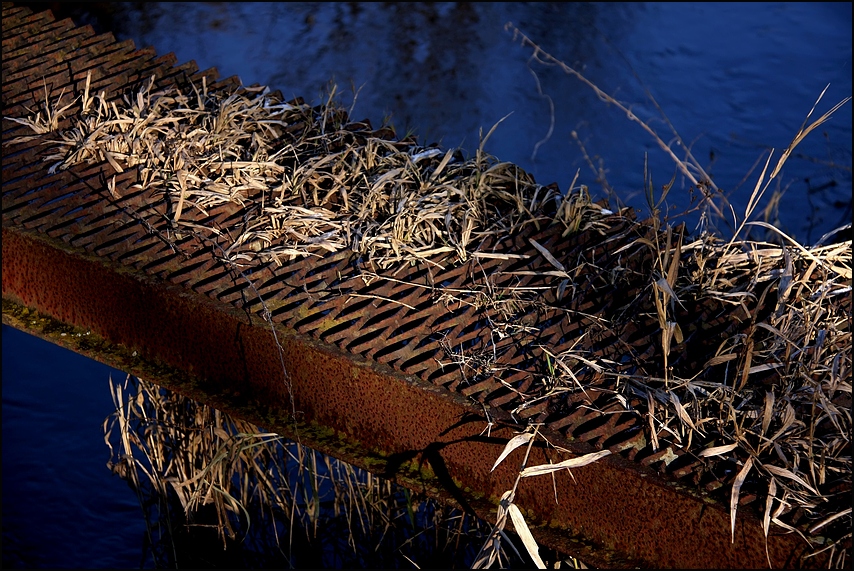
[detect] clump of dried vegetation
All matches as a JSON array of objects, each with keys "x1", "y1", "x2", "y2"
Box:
[
  {"x1": 8, "y1": 73, "x2": 603, "y2": 270},
  {"x1": 497, "y1": 24, "x2": 850, "y2": 569},
  {"x1": 6, "y1": 21, "x2": 851, "y2": 568}
]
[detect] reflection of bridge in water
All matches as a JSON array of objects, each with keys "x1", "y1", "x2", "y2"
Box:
[{"x1": 3, "y1": 5, "x2": 849, "y2": 568}]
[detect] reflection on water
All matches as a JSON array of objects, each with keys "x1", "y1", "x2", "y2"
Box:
[
  {"x1": 55, "y1": 2, "x2": 851, "y2": 242},
  {"x1": 2, "y1": 326, "x2": 548, "y2": 568},
  {"x1": 102, "y1": 374, "x2": 530, "y2": 568}
]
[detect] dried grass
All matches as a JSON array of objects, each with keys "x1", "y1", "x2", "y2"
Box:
[
  {"x1": 492, "y1": 25, "x2": 850, "y2": 568},
  {"x1": 9, "y1": 72, "x2": 608, "y2": 270}
]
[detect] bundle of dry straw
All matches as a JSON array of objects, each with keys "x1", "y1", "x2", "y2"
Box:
[{"x1": 9, "y1": 73, "x2": 610, "y2": 269}]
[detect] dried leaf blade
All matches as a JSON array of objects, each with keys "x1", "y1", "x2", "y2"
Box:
[
  {"x1": 520, "y1": 449, "x2": 611, "y2": 478},
  {"x1": 698, "y1": 443, "x2": 738, "y2": 458},
  {"x1": 491, "y1": 432, "x2": 536, "y2": 472},
  {"x1": 507, "y1": 503, "x2": 546, "y2": 569},
  {"x1": 731, "y1": 456, "x2": 754, "y2": 543}
]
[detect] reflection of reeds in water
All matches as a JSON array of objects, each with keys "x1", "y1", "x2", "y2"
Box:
[{"x1": 103, "y1": 374, "x2": 522, "y2": 568}]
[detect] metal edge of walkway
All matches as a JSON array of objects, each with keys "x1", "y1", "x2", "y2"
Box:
[{"x1": 0, "y1": 4, "x2": 826, "y2": 568}]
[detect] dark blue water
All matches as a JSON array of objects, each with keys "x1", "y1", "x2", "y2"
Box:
[
  {"x1": 2, "y1": 2, "x2": 851, "y2": 568},
  {"x1": 2, "y1": 325, "x2": 146, "y2": 568}
]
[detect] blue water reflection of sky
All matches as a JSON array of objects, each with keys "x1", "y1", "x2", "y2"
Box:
[{"x1": 1, "y1": 326, "x2": 146, "y2": 568}]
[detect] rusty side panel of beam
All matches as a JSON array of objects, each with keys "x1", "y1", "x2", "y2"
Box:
[{"x1": 2, "y1": 4, "x2": 830, "y2": 568}]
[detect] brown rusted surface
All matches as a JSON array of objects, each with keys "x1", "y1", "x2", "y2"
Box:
[{"x1": 2, "y1": 4, "x2": 835, "y2": 568}]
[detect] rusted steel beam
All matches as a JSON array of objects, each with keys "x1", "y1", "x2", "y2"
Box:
[{"x1": 2, "y1": 4, "x2": 832, "y2": 568}]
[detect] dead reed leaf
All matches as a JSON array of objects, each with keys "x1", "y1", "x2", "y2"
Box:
[
  {"x1": 767, "y1": 86, "x2": 851, "y2": 181},
  {"x1": 529, "y1": 238, "x2": 566, "y2": 273},
  {"x1": 763, "y1": 477, "x2": 777, "y2": 541},
  {"x1": 809, "y1": 508, "x2": 852, "y2": 535},
  {"x1": 761, "y1": 463, "x2": 819, "y2": 495},
  {"x1": 761, "y1": 391, "x2": 775, "y2": 438},
  {"x1": 507, "y1": 503, "x2": 546, "y2": 569},
  {"x1": 668, "y1": 390, "x2": 699, "y2": 433},
  {"x1": 491, "y1": 431, "x2": 536, "y2": 472},
  {"x1": 698, "y1": 443, "x2": 739, "y2": 458},
  {"x1": 731, "y1": 456, "x2": 754, "y2": 543},
  {"x1": 763, "y1": 477, "x2": 778, "y2": 568},
  {"x1": 519, "y1": 450, "x2": 611, "y2": 477}
]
